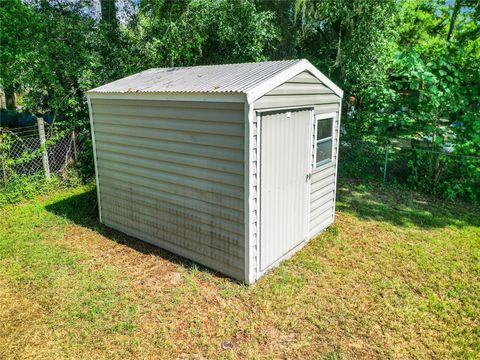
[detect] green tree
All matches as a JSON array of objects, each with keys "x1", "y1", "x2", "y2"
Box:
[
  {"x1": 294, "y1": 0, "x2": 399, "y2": 98},
  {"x1": 0, "y1": 0, "x2": 100, "y2": 127},
  {"x1": 128, "y1": 0, "x2": 277, "y2": 68},
  {"x1": 0, "y1": 0, "x2": 39, "y2": 109}
]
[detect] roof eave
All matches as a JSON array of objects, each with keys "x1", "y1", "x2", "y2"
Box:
[{"x1": 86, "y1": 91, "x2": 247, "y2": 103}]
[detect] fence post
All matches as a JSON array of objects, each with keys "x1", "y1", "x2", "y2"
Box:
[
  {"x1": 37, "y1": 117, "x2": 51, "y2": 179},
  {"x1": 383, "y1": 144, "x2": 389, "y2": 183},
  {"x1": 72, "y1": 129, "x2": 78, "y2": 162},
  {"x1": 1, "y1": 154, "x2": 6, "y2": 187},
  {"x1": 0, "y1": 136, "x2": 7, "y2": 187}
]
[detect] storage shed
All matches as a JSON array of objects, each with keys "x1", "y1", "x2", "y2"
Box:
[{"x1": 87, "y1": 59, "x2": 343, "y2": 284}]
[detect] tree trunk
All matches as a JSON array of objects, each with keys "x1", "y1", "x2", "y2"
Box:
[
  {"x1": 100, "y1": 0, "x2": 118, "y2": 28},
  {"x1": 333, "y1": 21, "x2": 345, "y2": 82},
  {"x1": 335, "y1": 25, "x2": 342, "y2": 68},
  {"x1": 5, "y1": 85, "x2": 16, "y2": 110},
  {"x1": 447, "y1": 0, "x2": 461, "y2": 43},
  {"x1": 431, "y1": 114, "x2": 441, "y2": 193},
  {"x1": 99, "y1": 0, "x2": 120, "y2": 78},
  {"x1": 100, "y1": 0, "x2": 119, "y2": 48},
  {"x1": 279, "y1": 1, "x2": 293, "y2": 58}
]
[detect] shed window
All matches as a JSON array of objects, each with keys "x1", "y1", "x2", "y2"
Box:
[{"x1": 315, "y1": 116, "x2": 334, "y2": 167}]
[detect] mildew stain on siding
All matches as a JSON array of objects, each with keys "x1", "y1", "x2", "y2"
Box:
[{"x1": 90, "y1": 98, "x2": 245, "y2": 280}]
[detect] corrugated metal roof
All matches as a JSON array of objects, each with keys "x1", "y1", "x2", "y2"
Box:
[{"x1": 89, "y1": 60, "x2": 302, "y2": 94}]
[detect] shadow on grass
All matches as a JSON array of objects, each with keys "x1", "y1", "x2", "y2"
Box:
[
  {"x1": 336, "y1": 179, "x2": 480, "y2": 229},
  {"x1": 44, "y1": 189, "x2": 225, "y2": 278},
  {"x1": 45, "y1": 182, "x2": 479, "y2": 278}
]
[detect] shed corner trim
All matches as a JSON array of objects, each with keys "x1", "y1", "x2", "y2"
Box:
[{"x1": 86, "y1": 94, "x2": 103, "y2": 223}]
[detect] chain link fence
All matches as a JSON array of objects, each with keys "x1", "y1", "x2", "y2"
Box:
[
  {"x1": 339, "y1": 139, "x2": 480, "y2": 202},
  {"x1": 0, "y1": 121, "x2": 88, "y2": 187}
]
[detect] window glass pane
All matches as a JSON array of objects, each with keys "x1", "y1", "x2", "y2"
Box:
[
  {"x1": 316, "y1": 139, "x2": 332, "y2": 165},
  {"x1": 317, "y1": 118, "x2": 333, "y2": 140}
]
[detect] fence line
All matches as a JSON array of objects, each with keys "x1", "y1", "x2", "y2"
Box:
[
  {"x1": 0, "y1": 120, "x2": 87, "y2": 187},
  {"x1": 339, "y1": 140, "x2": 479, "y2": 201},
  {"x1": 406, "y1": 148, "x2": 480, "y2": 160}
]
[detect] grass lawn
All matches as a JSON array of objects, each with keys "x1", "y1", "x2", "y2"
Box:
[{"x1": 0, "y1": 180, "x2": 479, "y2": 359}]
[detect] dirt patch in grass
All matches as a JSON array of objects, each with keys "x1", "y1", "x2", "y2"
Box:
[
  {"x1": 64, "y1": 224, "x2": 187, "y2": 292},
  {"x1": 1, "y1": 182, "x2": 479, "y2": 359}
]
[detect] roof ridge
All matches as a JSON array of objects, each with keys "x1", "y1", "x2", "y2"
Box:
[{"x1": 147, "y1": 59, "x2": 302, "y2": 71}]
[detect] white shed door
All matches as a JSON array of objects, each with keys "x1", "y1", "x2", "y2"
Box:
[{"x1": 259, "y1": 108, "x2": 312, "y2": 271}]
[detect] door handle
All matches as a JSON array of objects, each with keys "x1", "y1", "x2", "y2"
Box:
[{"x1": 306, "y1": 173, "x2": 311, "y2": 181}]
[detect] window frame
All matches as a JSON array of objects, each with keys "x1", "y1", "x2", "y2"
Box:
[{"x1": 314, "y1": 112, "x2": 336, "y2": 168}]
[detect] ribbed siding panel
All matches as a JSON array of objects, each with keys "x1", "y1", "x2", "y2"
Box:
[
  {"x1": 254, "y1": 94, "x2": 340, "y2": 110},
  {"x1": 309, "y1": 124, "x2": 337, "y2": 236},
  {"x1": 90, "y1": 98, "x2": 245, "y2": 281},
  {"x1": 286, "y1": 72, "x2": 324, "y2": 83},
  {"x1": 311, "y1": 171, "x2": 335, "y2": 192},
  {"x1": 253, "y1": 71, "x2": 340, "y2": 240},
  {"x1": 100, "y1": 201, "x2": 244, "y2": 255},
  {"x1": 309, "y1": 214, "x2": 334, "y2": 239},
  {"x1": 100, "y1": 175, "x2": 243, "y2": 221},
  {"x1": 95, "y1": 142, "x2": 243, "y2": 175},
  {"x1": 94, "y1": 123, "x2": 243, "y2": 150},
  {"x1": 268, "y1": 83, "x2": 334, "y2": 95},
  {"x1": 310, "y1": 199, "x2": 334, "y2": 220},
  {"x1": 254, "y1": 71, "x2": 339, "y2": 110},
  {"x1": 103, "y1": 217, "x2": 245, "y2": 280},
  {"x1": 311, "y1": 184, "x2": 335, "y2": 204},
  {"x1": 315, "y1": 103, "x2": 340, "y2": 114},
  {"x1": 93, "y1": 99, "x2": 244, "y2": 116},
  {"x1": 96, "y1": 152, "x2": 243, "y2": 187},
  {"x1": 95, "y1": 132, "x2": 243, "y2": 163},
  {"x1": 94, "y1": 113, "x2": 244, "y2": 136}
]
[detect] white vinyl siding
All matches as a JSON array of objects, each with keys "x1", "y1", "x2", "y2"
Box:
[
  {"x1": 253, "y1": 71, "x2": 341, "y2": 240},
  {"x1": 254, "y1": 72, "x2": 339, "y2": 110},
  {"x1": 90, "y1": 98, "x2": 245, "y2": 281},
  {"x1": 309, "y1": 164, "x2": 336, "y2": 237}
]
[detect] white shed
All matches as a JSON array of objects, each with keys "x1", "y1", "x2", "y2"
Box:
[{"x1": 87, "y1": 59, "x2": 343, "y2": 284}]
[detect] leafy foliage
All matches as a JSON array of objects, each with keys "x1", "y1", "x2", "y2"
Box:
[
  {"x1": 0, "y1": 171, "x2": 82, "y2": 207},
  {"x1": 294, "y1": 0, "x2": 399, "y2": 97},
  {"x1": 340, "y1": 0, "x2": 479, "y2": 202},
  {"x1": 0, "y1": 0, "x2": 479, "y2": 201},
  {"x1": 126, "y1": 0, "x2": 277, "y2": 68}
]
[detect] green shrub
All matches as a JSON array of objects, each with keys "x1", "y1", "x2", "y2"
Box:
[{"x1": 0, "y1": 170, "x2": 86, "y2": 208}]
